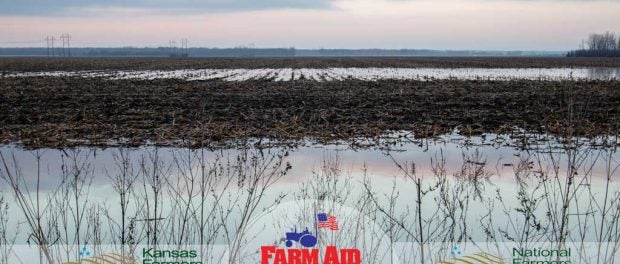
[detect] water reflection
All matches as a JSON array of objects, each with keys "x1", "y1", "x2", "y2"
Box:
[
  {"x1": 0, "y1": 133, "x2": 619, "y2": 263},
  {"x1": 5, "y1": 67, "x2": 620, "y2": 81},
  {"x1": 588, "y1": 67, "x2": 620, "y2": 80}
]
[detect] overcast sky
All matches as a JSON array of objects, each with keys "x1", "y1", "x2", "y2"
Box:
[{"x1": 0, "y1": 0, "x2": 619, "y2": 50}]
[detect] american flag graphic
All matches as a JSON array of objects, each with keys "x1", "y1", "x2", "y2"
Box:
[{"x1": 317, "y1": 213, "x2": 339, "y2": 230}]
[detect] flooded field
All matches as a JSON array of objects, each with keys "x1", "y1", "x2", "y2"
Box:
[
  {"x1": 1, "y1": 133, "x2": 620, "y2": 263},
  {"x1": 2, "y1": 76, "x2": 619, "y2": 149},
  {"x1": 2, "y1": 57, "x2": 620, "y2": 263},
  {"x1": 5, "y1": 67, "x2": 620, "y2": 81}
]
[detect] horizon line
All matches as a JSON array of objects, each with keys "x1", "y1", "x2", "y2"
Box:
[{"x1": 0, "y1": 47, "x2": 568, "y2": 52}]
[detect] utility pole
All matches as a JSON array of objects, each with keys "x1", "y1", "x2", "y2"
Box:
[
  {"x1": 66, "y1": 34, "x2": 71, "y2": 56},
  {"x1": 45, "y1": 36, "x2": 54, "y2": 57},
  {"x1": 60, "y1": 34, "x2": 67, "y2": 57},
  {"x1": 50, "y1": 36, "x2": 55, "y2": 56},
  {"x1": 60, "y1": 34, "x2": 72, "y2": 57},
  {"x1": 169, "y1": 40, "x2": 177, "y2": 56},
  {"x1": 180, "y1": 39, "x2": 184, "y2": 56},
  {"x1": 180, "y1": 38, "x2": 189, "y2": 57}
]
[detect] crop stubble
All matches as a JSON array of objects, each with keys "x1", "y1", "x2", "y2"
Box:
[{"x1": 1, "y1": 71, "x2": 619, "y2": 148}]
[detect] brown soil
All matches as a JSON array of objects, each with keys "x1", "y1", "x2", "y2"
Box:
[
  {"x1": 2, "y1": 57, "x2": 620, "y2": 72},
  {"x1": 1, "y1": 74, "x2": 619, "y2": 148}
]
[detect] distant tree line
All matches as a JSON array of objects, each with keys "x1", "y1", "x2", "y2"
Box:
[{"x1": 567, "y1": 32, "x2": 620, "y2": 57}]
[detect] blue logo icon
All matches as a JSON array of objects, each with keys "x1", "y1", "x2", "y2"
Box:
[
  {"x1": 79, "y1": 245, "x2": 91, "y2": 257},
  {"x1": 285, "y1": 227, "x2": 318, "y2": 247},
  {"x1": 451, "y1": 246, "x2": 462, "y2": 256}
]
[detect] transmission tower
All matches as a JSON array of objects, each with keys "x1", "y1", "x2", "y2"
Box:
[
  {"x1": 60, "y1": 34, "x2": 66, "y2": 56},
  {"x1": 169, "y1": 40, "x2": 177, "y2": 56},
  {"x1": 60, "y1": 34, "x2": 72, "y2": 57},
  {"x1": 66, "y1": 34, "x2": 71, "y2": 57},
  {"x1": 45, "y1": 36, "x2": 55, "y2": 57},
  {"x1": 180, "y1": 38, "x2": 189, "y2": 57}
]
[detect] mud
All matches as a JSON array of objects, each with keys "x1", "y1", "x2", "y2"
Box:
[
  {"x1": 1, "y1": 74, "x2": 619, "y2": 148},
  {"x1": 3, "y1": 57, "x2": 620, "y2": 72}
]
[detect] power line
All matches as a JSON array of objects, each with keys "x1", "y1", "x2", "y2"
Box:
[
  {"x1": 181, "y1": 38, "x2": 189, "y2": 57},
  {"x1": 60, "y1": 34, "x2": 65, "y2": 56},
  {"x1": 169, "y1": 40, "x2": 177, "y2": 56},
  {"x1": 45, "y1": 36, "x2": 55, "y2": 57},
  {"x1": 60, "y1": 33, "x2": 72, "y2": 57},
  {"x1": 67, "y1": 34, "x2": 71, "y2": 57}
]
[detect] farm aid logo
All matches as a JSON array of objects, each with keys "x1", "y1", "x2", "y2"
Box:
[{"x1": 260, "y1": 212, "x2": 361, "y2": 264}]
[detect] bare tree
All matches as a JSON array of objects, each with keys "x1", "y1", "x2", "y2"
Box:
[
  {"x1": 225, "y1": 148, "x2": 291, "y2": 263},
  {"x1": 139, "y1": 148, "x2": 168, "y2": 246},
  {"x1": 58, "y1": 149, "x2": 94, "y2": 260},
  {"x1": 106, "y1": 149, "x2": 140, "y2": 251},
  {"x1": 0, "y1": 151, "x2": 59, "y2": 263},
  {"x1": 0, "y1": 193, "x2": 18, "y2": 264},
  {"x1": 569, "y1": 32, "x2": 620, "y2": 57}
]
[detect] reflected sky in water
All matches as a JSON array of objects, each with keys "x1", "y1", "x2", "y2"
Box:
[
  {"x1": 4, "y1": 67, "x2": 620, "y2": 81},
  {"x1": 0, "y1": 133, "x2": 619, "y2": 254},
  {"x1": 2, "y1": 133, "x2": 617, "y2": 191}
]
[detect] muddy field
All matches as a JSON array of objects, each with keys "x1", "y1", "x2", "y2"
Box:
[
  {"x1": 3, "y1": 57, "x2": 620, "y2": 72},
  {"x1": 1, "y1": 73, "x2": 619, "y2": 148}
]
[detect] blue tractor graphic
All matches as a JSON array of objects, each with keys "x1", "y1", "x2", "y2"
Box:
[{"x1": 285, "y1": 227, "x2": 317, "y2": 247}]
